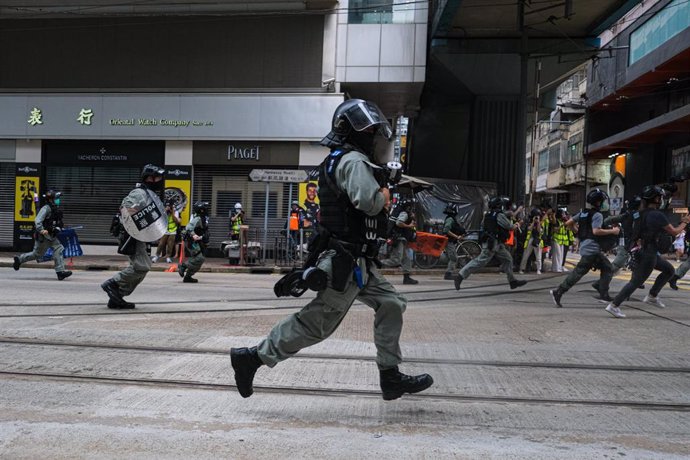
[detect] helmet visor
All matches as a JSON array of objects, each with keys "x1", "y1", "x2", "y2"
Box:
[{"x1": 343, "y1": 101, "x2": 393, "y2": 140}]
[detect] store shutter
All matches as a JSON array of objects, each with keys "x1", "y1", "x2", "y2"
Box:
[
  {"x1": 0, "y1": 163, "x2": 15, "y2": 246},
  {"x1": 45, "y1": 166, "x2": 141, "y2": 243},
  {"x1": 192, "y1": 165, "x2": 294, "y2": 250}
]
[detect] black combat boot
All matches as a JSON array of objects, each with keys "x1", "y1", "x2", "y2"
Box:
[
  {"x1": 230, "y1": 346, "x2": 263, "y2": 398},
  {"x1": 669, "y1": 274, "x2": 680, "y2": 291},
  {"x1": 550, "y1": 288, "x2": 563, "y2": 307},
  {"x1": 443, "y1": 272, "x2": 454, "y2": 280},
  {"x1": 454, "y1": 274, "x2": 463, "y2": 290},
  {"x1": 183, "y1": 276, "x2": 198, "y2": 283},
  {"x1": 509, "y1": 279, "x2": 527, "y2": 290},
  {"x1": 403, "y1": 274, "x2": 418, "y2": 285},
  {"x1": 178, "y1": 264, "x2": 187, "y2": 278},
  {"x1": 379, "y1": 366, "x2": 434, "y2": 401},
  {"x1": 13, "y1": 256, "x2": 20, "y2": 271},
  {"x1": 101, "y1": 279, "x2": 125, "y2": 304},
  {"x1": 57, "y1": 271, "x2": 72, "y2": 280},
  {"x1": 107, "y1": 298, "x2": 135, "y2": 310}
]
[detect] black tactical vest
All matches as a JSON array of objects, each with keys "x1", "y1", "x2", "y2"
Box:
[
  {"x1": 195, "y1": 216, "x2": 210, "y2": 244},
  {"x1": 43, "y1": 204, "x2": 63, "y2": 234},
  {"x1": 577, "y1": 210, "x2": 595, "y2": 241},
  {"x1": 482, "y1": 211, "x2": 510, "y2": 242},
  {"x1": 318, "y1": 149, "x2": 386, "y2": 244}
]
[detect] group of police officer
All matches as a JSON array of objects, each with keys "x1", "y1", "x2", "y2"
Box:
[{"x1": 10, "y1": 98, "x2": 690, "y2": 401}]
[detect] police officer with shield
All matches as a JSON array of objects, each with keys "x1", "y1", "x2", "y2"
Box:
[
  {"x1": 178, "y1": 201, "x2": 210, "y2": 283},
  {"x1": 13, "y1": 189, "x2": 72, "y2": 280},
  {"x1": 454, "y1": 196, "x2": 526, "y2": 290},
  {"x1": 101, "y1": 164, "x2": 167, "y2": 309},
  {"x1": 230, "y1": 99, "x2": 433, "y2": 401}
]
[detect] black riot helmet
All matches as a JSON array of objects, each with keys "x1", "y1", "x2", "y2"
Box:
[
  {"x1": 500, "y1": 196, "x2": 513, "y2": 210},
  {"x1": 627, "y1": 195, "x2": 642, "y2": 211},
  {"x1": 43, "y1": 189, "x2": 62, "y2": 202},
  {"x1": 443, "y1": 203, "x2": 458, "y2": 216},
  {"x1": 320, "y1": 99, "x2": 393, "y2": 156},
  {"x1": 586, "y1": 188, "x2": 609, "y2": 210},
  {"x1": 141, "y1": 164, "x2": 165, "y2": 182},
  {"x1": 193, "y1": 201, "x2": 209, "y2": 216},
  {"x1": 488, "y1": 196, "x2": 505, "y2": 210},
  {"x1": 641, "y1": 185, "x2": 664, "y2": 202}
]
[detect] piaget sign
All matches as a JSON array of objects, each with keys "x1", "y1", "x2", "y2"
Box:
[
  {"x1": 110, "y1": 118, "x2": 214, "y2": 127},
  {"x1": 228, "y1": 145, "x2": 261, "y2": 161}
]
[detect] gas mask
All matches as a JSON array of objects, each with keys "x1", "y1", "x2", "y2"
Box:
[{"x1": 600, "y1": 200, "x2": 610, "y2": 212}]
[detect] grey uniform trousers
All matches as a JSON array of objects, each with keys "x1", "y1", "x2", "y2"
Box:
[
  {"x1": 676, "y1": 258, "x2": 690, "y2": 279},
  {"x1": 459, "y1": 242, "x2": 516, "y2": 283},
  {"x1": 112, "y1": 240, "x2": 151, "y2": 297},
  {"x1": 558, "y1": 252, "x2": 613, "y2": 293},
  {"x1": 184, "y1": 246, "x2": 205, "y2": 277},
  {"x1": 611, "y1": 245, "x2": 630, "y2": 273},
  {"x1": 380, "y1": 238, "x2": 412, "y2": 274},
  {"x1": 257, "y1": 252, "x2": 406, "y2": 370},
  {"x1": 445, "y1": 240, "x2": 458, "y2": 273},
  {"x1": 18, "y1": 236, "x2": 65, "y2": 273}
]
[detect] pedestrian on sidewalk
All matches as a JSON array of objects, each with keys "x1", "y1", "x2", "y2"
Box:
[
  {"x1": 13, "y1": 189, "x2": 72, "y2": 281},
  {"x1": 230, "y1": 99, "x2": 433, "y2": 401},
  {"x1": 454, "y1": 196, "x2": 526, "y2": 290},
  {"x1": 550, "y1": 189, "x2": 619, "y2": 308},
  {"x1": 604, "y1": 185, "x2": 690, "y2": 318}
]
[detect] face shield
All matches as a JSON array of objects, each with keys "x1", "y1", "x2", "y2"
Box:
[{"x1": 343, "y1": 101, "x2": 393, "y2": 140}]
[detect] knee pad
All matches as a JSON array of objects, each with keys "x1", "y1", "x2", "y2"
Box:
[{"x1": 274, "y1": 267, "x2": 328, "y2": 298}]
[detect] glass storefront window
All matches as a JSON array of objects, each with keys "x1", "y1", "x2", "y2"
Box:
[
  {"x1": 629, "y1": 0, "x2": 690, "y2": 65},
  {"x1": 348, "y1": 0, "x2": 415, "y2": 24}
]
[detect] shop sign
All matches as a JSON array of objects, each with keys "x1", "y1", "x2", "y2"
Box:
[
  {"x1": 27, "y1": 107, "x2": 43, "y2": 126},
  {"x1": 228, "y1": 145, "x2": 261, "y2": 161},
  {"x1": 673, "y1": 207, "x2": 688, "y2": 214},
  {"x1": 166, "y1": 168, "x2": 191, "y2": 178},
  {"x1": 249, "y1": 169, "x2": 308, "y2": 183}
]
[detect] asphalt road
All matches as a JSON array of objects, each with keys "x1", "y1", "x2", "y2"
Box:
[{"x1": 1, "y1": 267, "x2": 689, "y2": 459}]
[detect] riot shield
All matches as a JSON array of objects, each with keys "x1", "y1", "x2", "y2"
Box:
[{"x1": 120, "y1": 189, "x2": 167, "y2": 242}]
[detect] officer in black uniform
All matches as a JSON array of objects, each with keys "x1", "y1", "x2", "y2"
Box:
[
  {"x1": 230, "y1": 99, "x2": 433, "y2": 401},
  {"x1": 604, "y1": 186, "x2": 690, "y2": 317},
  {"x1": 454, "y1": 196, "x2": 526, "y2": 290},
  {"x1": 13, "y1": 189, "x2": 72, "y2": 280}
]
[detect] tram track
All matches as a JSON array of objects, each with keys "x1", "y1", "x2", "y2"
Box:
[
  {"x1": 1, "y1": 337, "x2": 688, "y2": 374},
  {"x1": 1, "y1": 369, "x2": 688, "y2": 412}
]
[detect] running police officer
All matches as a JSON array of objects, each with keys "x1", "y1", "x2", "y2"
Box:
[
  {"x1": 604, "y1": 186, "x2": 690, "y2": 317},
  {"x1": 454, "y1": 196, "x2": 527, "y2": 290},
  {"x1": 13, "y1": 189, "x2": 72, "y2": 280},
  {"x1": 550, "y1": 188, "x2": 619, "y2": 308},
  {"x1": 592, "y1": 196, "x2": 643, "y2": 292},
  {"x1": 381, "y1": 199, "x2": 419, "y2": 285},
  {"x1": 178, "y1": 201, "x2": 210, "y2": 283},
  {"x1": 101, "y1": 164, "x2": 167, "y2": 309},
  {"x1": 442, "y1": 203, "x2": 466, "y2": 280},
  {"x1": 230, "y1": 99, "x2": 433, "y2": 401}
]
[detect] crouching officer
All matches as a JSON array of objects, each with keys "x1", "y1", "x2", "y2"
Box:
[
  {"x1": 13, "y1": 189, "x2": 72, "y2": 280},
  {"x1": 101, "y1": 164, "x2": 166, "y2": 309},
  {"x1": 230, "y1": 99, "x2": 433, "y2": 401},
  {"x1": 442, "y1": 203, "x2": 466, "y2": 280},
  {"x1": 178, "y1": 201, "x2": 210, "y2": 283},
  {"x1": 381, "y1": 199, "x2": 418, "y2": 284},
  {"x1": 454, "y1": 196, "x2": 526, "y2": 290}
]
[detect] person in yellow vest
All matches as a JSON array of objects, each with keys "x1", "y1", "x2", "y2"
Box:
[
  {"x1": 152, "y1": 198, "x2": 181, "y2": 264},
  {"x1": 551, "y1": 209, "x2": 570, "y2": 272},
  {"x1": 230, "y1": 202, "x2": 244, "y2": 241},
  {"x1": 519, "y1": 213, "x2": 543, "y2": 274}
]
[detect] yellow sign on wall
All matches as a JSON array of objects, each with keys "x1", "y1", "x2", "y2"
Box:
[
  {"x1": 15, "y1": 176, "x2": 40, "y2": 222},
  {"x1": 165, "y1": 179, "x2": 191, "y2": 226}
]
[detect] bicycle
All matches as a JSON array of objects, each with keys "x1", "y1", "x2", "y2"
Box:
[{"x1": 413, "y1": 232, "x2": 482, "y2": 270}]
